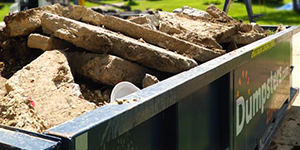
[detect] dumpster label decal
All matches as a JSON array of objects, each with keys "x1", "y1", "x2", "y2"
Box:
[
  {"x1": 251, "y1": 40, "x2": 275, "y2": 58},
  {"x1": 236, "y1": 66, "x2": 289, "y2": 136},
  {"x1": 75, "y1": 132, "x2": 88, "y2": 150}
]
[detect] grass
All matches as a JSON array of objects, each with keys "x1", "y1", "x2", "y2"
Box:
[
  {"x1": 0, "y1": 0, "x2": 299, "y2": 25},
  {"x1": 130, "y1": 0, "x2": 300, "y2": 25},
  {"x1": 0, "y1": 3, "x2": 11, "y2": 22}
]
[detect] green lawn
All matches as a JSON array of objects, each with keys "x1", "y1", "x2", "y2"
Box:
[
  {"x1": 0, "y1": 3, "x2": 12, "y2": 22},
  {"x1": 130, "y1": 0, "x2": 300, "y2": 25},
  {"x1": 1, "y1": 0, "x2": 299, "y2": 25}
]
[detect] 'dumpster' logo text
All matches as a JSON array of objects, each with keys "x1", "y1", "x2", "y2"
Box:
[{"x1": 236, "y1": 66, "x2": 289, "y2": 137}]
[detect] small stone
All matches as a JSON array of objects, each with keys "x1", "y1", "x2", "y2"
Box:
[
  {"x1": 142, "y1": 74, "x2": 160, "y2": 88},
  {"x1": 71, "y1": 105, "x2": 77, "y2": 109},
  {"x1": 115, "y1": 99, "x2": 123, "y2": 105}
]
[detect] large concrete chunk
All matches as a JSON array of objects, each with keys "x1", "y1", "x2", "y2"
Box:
[
  {"x1": 63, "y1": 5, "x2": 105, "y2": 26},
  {"x1": 41, "y1": 13, "x2": 197, "y2": 73},
  {"x1": 158, "y1": 11, "x2": 239, "y2": 44},
  {"x1": 5, "y1": 50, "x2": 96, "y2": 130},
  {"x1": 158, "y1": 22, "x2": 183, "y2": 34},
  {"x1": 128, "y1": 15, "x2": 159, "y2": 30},
  {"x1": 28, "y1": 33, "x2": 72, "y2": 51},
  {"x1": 222, "y1": 32, "x2": 266, "y2": 45},
  {"x1": 4, "y1": 4, "x2": 64, "y2": 37},
  {"x1": 62, "y1": 5, "x2": 223, "y2": 63},
  {"x1": 174, "y1": 31, "x2": 223, "y2": 50},
  {"x1": 101, "y1": 15, "x2": 223, "y2": 62},
  {"x1": 206, "y1": 4, "x2": 237, "y2": 23},
  {"x1": 66, "y1": 52, "x2": 147, "y2": 87},
  {"x1": 251, "y1": 23, "x2": 265, "y2": 33},
  {"x1": 181, "y1": 6, "x2": 214, "y2": 20}
]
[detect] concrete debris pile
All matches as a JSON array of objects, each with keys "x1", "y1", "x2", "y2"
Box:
[
  {"x1": 130, "y1": 5, "x2": 267, "y2": 52},
  {"x1": 0, "y1": 4, "x2": 267, "y2": 133}
]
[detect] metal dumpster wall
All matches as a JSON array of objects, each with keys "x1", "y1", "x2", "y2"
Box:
[
  {"x1": 234, "y1": 36, "x2": 292, "y2": 150},
  {"x1": 96, "y1": 73, "x2": 231, "y2": 150},
  {"x1": 177, "y1": 73, "x2": 232, "y2": 150}
]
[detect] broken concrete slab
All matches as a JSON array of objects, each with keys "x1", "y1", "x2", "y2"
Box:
[
  {"x1": 240, "y1": 23, "x2": 266, "y2": 34},
  {"x1": 240, "y1": 23, "x2": 253, "y2": 32},
  {"x1": 66, "y1": 52, "x2": 147, "y2": 87},
  {"x1": 128, "y1": 15, "x2": 159, "y2": 30},
  {"x1": 62, "y1": 5, "x2": 105, "y2": 26},
  {"x1": 5, "y1": 50, "x2": 96, "y2": 130},
  {"x1": 174, "y1": 31, "x2": 223, "y2": 50},
  {"x1": 181, "y1": 6, "x2": 214, "y2": 21},
  {"x1": 158, "y1": 11, "x2": 239, "y2": 45},
  {"x1": 4, "y1": 4, "x2": 64, "y2": 37},
  {"x1": 276, "y1": 24, "x2": 287, "y2": 33},
  {"x1": 251, "y1": 23, "x2": 265, "y2": 33},
  {"x1": 101, "y1": 15, "x2": 223, "y2": 62},
  {"x1": 28, "y1": 33, "x2": 72, "y2": 51},
  {"x1": 142, "y1": 73, "x2": 159, "y2": 88},
  {"x1": 158, "y1": 22, "x2": 183, "y2": 35},
  {"x1": 62, "y1": 6, "x2": 223, "y2": 63},
  {"x1": 222, "y1": 32, "x2": 266, "y2": 45},
  {"x1": 206, "y1": 4, "x2": 237, "y2": 23},
  {"x1": 41, "y1": 12, "x2": 197, "y2": 73}
]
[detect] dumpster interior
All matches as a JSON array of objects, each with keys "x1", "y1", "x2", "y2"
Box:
[{"x1": 0, "y1": 4, "x2": 283, "y2": 133}]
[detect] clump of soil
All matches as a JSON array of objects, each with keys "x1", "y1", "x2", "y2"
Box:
[
  {"x1": 74, "y1": 74, "x2": 112, "y2": 106},
  {"x1": 0, "y1": 37, "x2": 43, "y2": 78},
  {"x1": 0, "y1": 91, "x2": 47, "y2": 133},
  {"x1": 80, "y1": 84, "x2": 111, "y2": 106}
]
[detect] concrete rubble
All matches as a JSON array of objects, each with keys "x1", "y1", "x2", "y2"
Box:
[
  {"x1": 206, "y1": 4, "x2": 237, "y2": 23},
  {"x1": 0, "y1": 4, "x2": 269, "y2": 133},
  {"x1": 66, "y1": 52, "x2": 147, "y2": 87},
  {"x1": 4, "y1": 4, "x2": 64, "y2": 37},
  {"x1": 41, "y1": 12, "x2": 197, "y2": 73},
  {"x1": 62, "y1": 5, "x2": 224, "y2": 63},
  {"x1": 28, "y1": 33, "x2": 72, "y2": 51},
  {"x1": 4, "y1": 50, "x2": 96, "y2": 132},
  {"x1": 143, "y1": 73, "x2": 160, "y2": 88}
]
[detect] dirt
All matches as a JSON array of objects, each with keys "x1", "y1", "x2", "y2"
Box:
[
  {"x1": 0, "y1": 63, "x2": 7, "y2": 98},
  {"x1": 0, "y1": 91, "x2": 47, "y2": 133},
  {"x1": 80, "y1": 84, "x2": 111, "y2": 106},
  {"x1": 268, "y1": 106, "x2": 300, "y2": 150},
  {"x1": 0, "y1": 37, "x2": 43, "y2": 78},
  {"x1": 1, "y1": 50, "x2": 96, "y2": 133}
]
